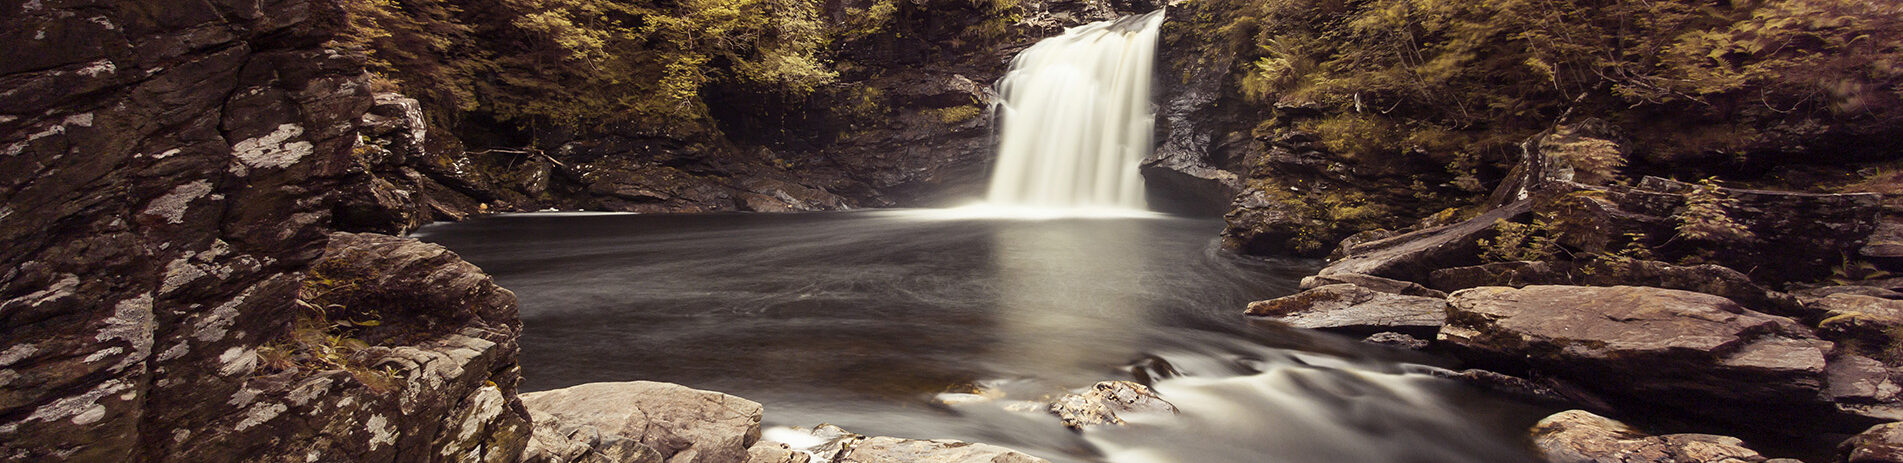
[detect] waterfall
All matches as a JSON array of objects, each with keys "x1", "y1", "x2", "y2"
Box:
[{"x1": 985, "y1": 10, "x2": 1165, "y2": 212}]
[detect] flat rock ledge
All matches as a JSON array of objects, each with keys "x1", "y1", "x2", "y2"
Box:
[
  {"x1": 518, "y1": 381, "x2": 1053, "y2": 463},
  {"x1": 1443, "y1": 285, "x2": 1832, "y2": 427},
  {"x1": 1245, "y1": 284, "x2": 1447, "y2": 338},
  {"x1": 1531, "y1": 410, "x2": 1788, "y2": 463}
]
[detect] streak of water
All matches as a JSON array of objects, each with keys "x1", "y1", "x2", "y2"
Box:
[{"x1": 986, "y1": 10, "x2": 1165, "y2": 210}]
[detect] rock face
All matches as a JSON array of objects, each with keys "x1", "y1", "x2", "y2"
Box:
[
  {"x1": 0, "y1": 0, "x2": 533, "y2": 460},
  {"x1": 1048, "y1": 381, "x2": 1177, "y2": 429},
  {"x1": 1530, "y1": 410, "x2": 1773, "y2": 463},
  {"x1": 1442, "y1": 286, "x2": 1831, "y2": 427},
  {"x1": 1245, "y1": 284, "x2": 1448, "y2": 337},
  {"x1": 519, "y1": 381, "x2": 764, "y2": 463},
  {"x1": 1145, "y1": 1, "x2": 1255, "y2": 215}
]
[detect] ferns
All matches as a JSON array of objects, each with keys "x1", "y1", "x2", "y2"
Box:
[{"x1": 1673, "y1": 178, "x2": 1754, "y2": 244}]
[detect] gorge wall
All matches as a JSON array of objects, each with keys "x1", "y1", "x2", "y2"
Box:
[{"x1": 0, "y1": 0, "x2": 1163, "y2": 461}]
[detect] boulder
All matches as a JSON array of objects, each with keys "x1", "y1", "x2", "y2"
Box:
[
  {"x1": 520, "y1": 381, "x2": 764, "y2": 463},
  {"x1": 1245, "y1": 284, "x2": 1447, "y2": 337},
  {"x1": 1428, "y1": 259, "x2": 1808, "y2": 319},
  {"x1": 1220, "y1": 189, "x2": 1324, "y2": 256},
  {"x1": 1441, "y1": 286, "x2": 1831, "y2": 427},
  {"x1": 1843, "y1": 422, "x2": 1903, "y2": 463},
  {"x1": 1300, "y1": 273, "x2": 1447, "y2": 298},
  {"x1": 745, "y1": 441, "x2": 812, "y2": 463},
  {"x1": 521, "y1": 410, "x2": 664, "y2": 463},
  {"x1": 1815, "y1": 294, "x2": 1903, "y2": 352},
  {"x1": 1048, "y1": 381, "x2": 1177, "y2": 429},
  {"x1": 1828, "y1": 356, "x2": 1903, "y2": 413},
  {"x1": 775, "y1": 425, "x2": 1051, "y2": 463},
  {"x1": 1530, "y1": 410, "x2": 1773, "y2": 463}
]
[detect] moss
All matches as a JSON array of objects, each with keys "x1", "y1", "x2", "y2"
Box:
[
  {"x1": 1297, "y1": 113, "x2": 1400, "y2": 161},
  {"x1": 932, "y1": 105, "x2": 982, "y2": 125},
  {"x1": 1206, "y1": 0, "x2": 1903, "y2": 186},
  {"x1": 256, "y1": 258, "x2": 403, "y2": 393}
]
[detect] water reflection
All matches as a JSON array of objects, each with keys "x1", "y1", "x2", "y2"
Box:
[{"x1": 987, "y1": 219, "x2": 1155, "y2": 381}]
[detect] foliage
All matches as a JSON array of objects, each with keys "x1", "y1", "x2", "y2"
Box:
[
  {"x1": 1478, "y1": 215, "x2": 1563, "y2": 262},
  {"x1": 1255, "y1": 184, "x2": 1394, "y2": 254},
  {"x1": 1842, "y1": 166, "x2": 1903, "y2": 196},
  {"x1": 1209, "y1": 0, "x2": 1903, "y2": 164},
  {"x1": 1673, "y1": 178, "x2": 1753, "y2": 243},
  {"x1": 1540, "y1": 124, "x2": 1626, "y2": 185},
  {"x1": 257, "y1": 266, "x2": 402, "y2": 393},
  {"x1": 1298, "y1": 113, "x2": 1399, "y2": 161},
  {"x1": 333, "y1": 0, "x2": 840, "y2": 136},
  {"x1": 932, "y1": 105, "x2": 983, "y2": 125}
]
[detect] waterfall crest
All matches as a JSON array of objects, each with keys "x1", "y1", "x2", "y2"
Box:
[{"x1": 984, "y1": 10, "x2": 1165, "y2": 212}]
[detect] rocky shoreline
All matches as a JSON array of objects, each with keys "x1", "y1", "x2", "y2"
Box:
[{"x1": 1243, "y1": 123, "x2": 1903, "y2": 461}]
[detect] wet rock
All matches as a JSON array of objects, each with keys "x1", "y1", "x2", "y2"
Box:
[
  {"x1": 1530, "y1": 410, "x2": 1773, "y2": 463},
  {"x1": 774, "y1": 425, "x2": 1051, "y2": 463},
  {"x1": 1048, "y1": 381, "x2": 1177, "y2": 429},
  {"x1": 1147, "y1": 1, "x2": 1260, "y2": 215},
  {"x1": 834, "y1": 437, "x2": 1050, "y2": 463},
  {"x1": 745, "y1": 441, "x2": 811, "y2": 463},
  {"x1": 1219, "y1": 189, "x2": 1323, "y2": 256},
  {"x1": 1428, "y1": 259, "x2": 1808, "y2": 319},
  {"x1": 1245, "y1": 284, "x2": 1447, "y2": 338},
  {"x1": 1363, "y1": 332, "x2": 1430, "y2": 350},
  {"x1": 1843, "y1": 422, "x2": 1903, "y2": 463},
  {"x1": 519, "y1": 381, "x2": 764, "y2": 463},
  {"x1": 1300, "y1": 273, "x2": 1447, "y2": 298},
  {"x1": 1442, "y1": 286, "x2": 1831, "y2": 427},
  {"x1": 1418, "y1": 367, "x2": 1571, "y2": 404}
]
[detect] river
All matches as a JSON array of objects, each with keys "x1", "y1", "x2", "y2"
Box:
[{"x1": 416, "y1": 210, "x2": 1552, "y2": 463}]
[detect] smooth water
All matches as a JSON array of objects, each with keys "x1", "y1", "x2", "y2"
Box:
[
  {"x1": 417, "y1": 211, "x2": 1550, "y2": 463},
  {"x1": 986, "y1": 11, "x2": 1163, "y2": 209}
]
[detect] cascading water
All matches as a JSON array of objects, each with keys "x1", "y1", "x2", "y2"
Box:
[{"x1": 985, "y1": 10, "x2": 1165, "y2": 211}]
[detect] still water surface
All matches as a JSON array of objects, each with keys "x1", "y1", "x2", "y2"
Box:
[{"x1": 416, "y1": 211, "x2": 1550, "y2": 463}]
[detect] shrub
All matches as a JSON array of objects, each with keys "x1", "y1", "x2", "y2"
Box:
[
  {"x1": 1478, "y1": 215, "x2": 1563, "y2": 262},
  {"x1": 1673, "y1": 178, "x2": 1753, "y2": 243}
]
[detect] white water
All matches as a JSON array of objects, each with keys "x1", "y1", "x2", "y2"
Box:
[{"x1": 984, "y1": 10, "x2": 1165, "y2": 212}]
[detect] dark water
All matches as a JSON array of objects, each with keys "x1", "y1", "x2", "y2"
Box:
[{"x1": 416, "y1": 210, "x2": 1550, "y2": 463}]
